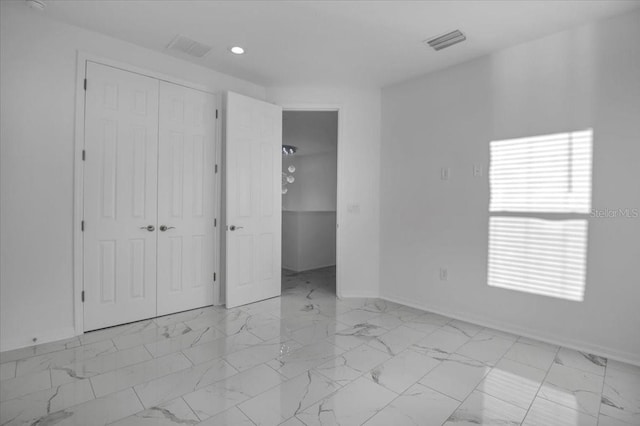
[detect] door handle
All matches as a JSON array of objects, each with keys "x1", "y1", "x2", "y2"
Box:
[
  {"x1": 140, "y1": 225, "x2": 155, "y2": 232},
  {"x1": 159, "y1": 225, "x2": 175, "y2": 232},
  {"x1": 229, "y1": 225, "x2": 244, "y2": 231}
]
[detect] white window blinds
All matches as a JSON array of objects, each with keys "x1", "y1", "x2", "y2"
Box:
[
  {"x1": 488, "y1": 129, "x2": 592, "y2": 302},
  {"x1": 489, "y1": 129, "x2": 593, "y2": 214}
]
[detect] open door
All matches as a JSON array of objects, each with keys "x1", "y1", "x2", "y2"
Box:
[{"x1": 225, "y1": 92, "x2": 282, "y2": 308}]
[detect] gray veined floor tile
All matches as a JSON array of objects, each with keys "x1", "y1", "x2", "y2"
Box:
[
  {"x1": 410, "y1": 328, "x2": 470, "y2": 360},
  {"x1": 364, "y1": 383, "x2": 460, "y2": 426},
  {"x1": 223, "y1": 336, "x2": 301, "y2": 371},
  {"x1": 195, "y1": 406, "x2": 254, "y2": 425},
  {"x1": 0, "y1": 361, "x2": 17, "y2": 381},
  {"x1": 15, "y1": 339, "x2": 117, "y2": 376},
  {"x1": 182, "y1": 363, "x2": 285, "y2": 420},
  {"x1": 238, "y1": 370, "x2": 340, "y2": 426},
  {"x1": 134, "y1": 357, "x2": 238, "y2": 408},
  {"x1": 440, "y1": 320, "x2": 484, "y2": 339},
  {"x1": 182, "y1": 308, "x2": 245, "y2": 333},
  {"x1": 538, "y1": 363, "x2": 604, "y2": 417},
  {"x1": 267, "y1": 340, "x2": 345, "y2": 379},
  {"x1": 51, "y1": 344, "x2": 152, "y2": 386},
  {"x1": 80, "y1": 319, "x2": 157, "y2": 346},
  {"x1": 402, "y1": 312, "x2": 450, "y2": 334},
  {"x1": 109, "y1": 397, "x2": 200, "y2": 426},
  {"x1": 367, "y1": 325, "x2": 427, "y2": 357},
  {"x1": 90, "y1": 351, "x2": 192, "y2": 398},
  {"x1": 289, "y1": 320, "x2": 348, "y2": 346},
  {"x1": 330, "y1": 322, "x2": 388, "y2": 351},
  {"x1": 314, "y1": 344, "x2": 391, "y2": 386},
  {"x1": 368, "y1": 348, "x2": 441, "y2": 394},
  {"x1": 553, "y1": 347, "x2": 607, "y2": 376},
  {"x1": 443, "y1": 390, "x2": 527, "y2": 426},
  {"x1": 297, "y1": 376, "x2": 398, "y2": 426},
  {"x1": 364, "y1": 312, "x2": 406, "y2": 329},
  {"x1": 28, "y1": 387, "x2": 142, "y2": 426},
  {"x1": 336, "y1": 308, "x2": 382, "y2": 326},
  {"x1": 181, "y1": 331, "x2": 263, "y2": 365},
  {"x1": 522, "y1": 396, "x2": 597, "y2": 426},
  {"x1": 112, "y1": 322, "x2": 194, "y2": 351},
  {"x1": 600, "y1": 363, "x2": 640, "y2": 424},
  {"x1": 419, "y1": 353, "x2": 491, "y2": 402},
  {"x1": 144, "y1": 325, "x2": 225, "y2": 358},
  {"x1": 475, "y1": 357, "x2": 546, "y2": 410},
  {"x1": 504, "y1": 340, "x2": 558, "y2": 371},
  {"x1": 454, "y1": 331, "x2": 515, "y2": 366},
  {"x1": 0, "y1": 369, "x2": 51, "y2": 402},
  {"x1": 0, "y1": 378, "x2": 94, "y2": 426},
  {"x1": 0, "y1": 336, "x2": 81, "y2": 364}
]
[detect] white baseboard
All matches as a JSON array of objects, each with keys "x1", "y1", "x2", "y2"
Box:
[
  {"x1": 338, "y1": 291, "x2": 379, "y2": 299},
  {"x1": 283, "y1": 263, "x2": 337, "y2": 273},
  {"x1": 381, "y1": 293, "x2": 640, "y2": 367},
  {"x1": 0, "y1": 326, "x2": 78, "y2": 353}
]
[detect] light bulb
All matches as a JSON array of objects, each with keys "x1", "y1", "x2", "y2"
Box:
[
  {"x1": 282, "y1": 187, "x2": 288, "y2": 194},
  {"x1": 288, "y1": 165, "x2": 296, "y2": 173},
  {"x1": 287, "y1": 175, "x2": 295, "y2": 183}
]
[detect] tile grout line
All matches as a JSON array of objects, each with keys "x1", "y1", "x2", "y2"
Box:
[
  {"x1": 519, "y1": 343, "x2": 562, "y2": 424},
  {"x1": 439, "y1": 331, "x2": 519, "y2": 425},
  {"x1": 596, "y1": 359, "x2": 608, "y2": 425}
]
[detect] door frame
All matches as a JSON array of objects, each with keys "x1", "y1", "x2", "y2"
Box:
[
  {"x1": 73, "y1": 51, "x2": 222, "y2": 335},
  {"x1": 280, "y1": 105, "x2": 343, "y2": 298}
]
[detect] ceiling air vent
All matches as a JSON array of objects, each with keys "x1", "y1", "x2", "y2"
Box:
[
  {"x1": 166, "y1": 35, "x2": 212, "y2": 58},
  {"x1": 425, "y1": 30, "x2": 466, "y2": 51}
]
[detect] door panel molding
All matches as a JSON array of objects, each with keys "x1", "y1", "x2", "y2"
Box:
[{"x1": 74, "y1": 52, "x2": 221, "y2": 334}]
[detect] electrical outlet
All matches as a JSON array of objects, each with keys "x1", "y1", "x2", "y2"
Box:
[
  {"x1": 440, "y1": 167, "x2": 450, "y2": 180},
  {"x1": 439, "y1": 267, "x2": 448, "y2": 281}
]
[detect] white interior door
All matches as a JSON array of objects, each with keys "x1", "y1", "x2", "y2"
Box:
[
  {"x1": 83, "y1": 62, "x2": 159, "y2": 331},
  {"x1": 225, "y1": 92, "x2": 282, "y2": 308},
  {"x1": 156, "y1": 82, "x2": 217, "y2": 315}
]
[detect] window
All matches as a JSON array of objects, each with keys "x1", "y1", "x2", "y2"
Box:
[{"x1": 488, "y1": 129, "x2": 592, "y2": 301}]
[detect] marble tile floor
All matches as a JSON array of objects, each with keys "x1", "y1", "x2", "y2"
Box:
[{"x1": 1, "y1": 266, "x2": 638, "y2": 425}]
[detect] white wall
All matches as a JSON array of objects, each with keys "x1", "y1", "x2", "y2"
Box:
[
  {"x1": 283, "y1": 152, "x2": 337, "y2": 212},
  {"x1": 282, "y1": 211, "x2": 337, "y2": 272},
  {"x1": 380, "y1": 11, "x2": 640, "y2": 364},
  {"x1": 268, "y1": 87, "x2": 381, "y2": 298},
  {"x1": 0, "y1": 1, "x2": 266, "y2": 351}
]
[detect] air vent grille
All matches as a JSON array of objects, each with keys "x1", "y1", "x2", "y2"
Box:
[
  {"x1": 425, "y1": 30, "x2": 466, "y2": 51},
  {"x1": 166, "y1": 35, "x2": 212, "y2": 58}
]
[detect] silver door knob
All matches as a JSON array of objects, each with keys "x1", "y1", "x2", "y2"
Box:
[
  {"x1": 159, "y1": 225, "x2": 175, "y2": 232},
  {"x1": 140, "y1": 225, "x2": 155, "y2": 232},
  {"x1": 229, "y1": 225, "x2": 244, "y2": 231}
]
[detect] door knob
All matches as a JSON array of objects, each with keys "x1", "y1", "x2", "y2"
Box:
[
  {"x1": 140, "y1": 225, "x2": 155, "y2": 232},
  {"x1": 159, "y1": 225, "x2": 175, "y2": 232},
  {"x1": 229, "y1": 225, "x2": 244, "y2": 231}
]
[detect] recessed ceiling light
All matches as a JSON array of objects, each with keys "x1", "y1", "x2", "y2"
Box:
[
  {"x1": 26, "y1": 0, "x2": 46, "y2": 11},
  {"x1": 229, "y1": 46, "x2": 245, "y2": 55}
]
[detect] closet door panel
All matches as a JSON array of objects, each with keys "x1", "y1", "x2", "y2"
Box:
[
  {"x1": 157, "y1": 82, "x2": 216, "y2": 315},
  {"x1": 83, "y1": 62, "x2": 159, "y2": 331}
]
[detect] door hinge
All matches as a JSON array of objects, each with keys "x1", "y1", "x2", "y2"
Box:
[
  {"x1": 82, "y1": 150, "x2": 86, "y2": 161},
  {"x1": 213, "y1": 272, "x2": 217, "y2": 282},
  {"x1": 215, "y1": 109, "x2": 218, "y2": 119},
  {"x1": 214, "y1": 218, "x2": 217, "y2": 227},
  {"x1": 81, "y1": 220, "x2": 85, "y2": 231},
  {"x1": 84, "y1": 79, "x2": 87, "y2": 91},
  {"x1": 215, "y1": 164, "x2": 218, "y2": 174},
  {"x1": 81, "y1": 291, "x2": 85, "y2": 302}
]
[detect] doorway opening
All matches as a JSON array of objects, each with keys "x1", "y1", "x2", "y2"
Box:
[{"x1": 281, "y1": 110, "x2": 338, "y2": 299}]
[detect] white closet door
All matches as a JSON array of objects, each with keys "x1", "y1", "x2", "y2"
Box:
[
  {"x1": 156, "y1": 82, "x2": 217, "y2": 315},
  {"x1": 225, "y1": 92, "x2": 282, "y2": 308},
  {"x1": 83, "y1": 62, "x2": 159, "y2": 331}
]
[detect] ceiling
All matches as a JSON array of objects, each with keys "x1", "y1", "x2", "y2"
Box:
[
  {"x1": 283, "y1": 111, "x2": 338, "y2": 156},
  {"x1": 37, "y1": 0, "x2": 640, "y2": 88}
]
